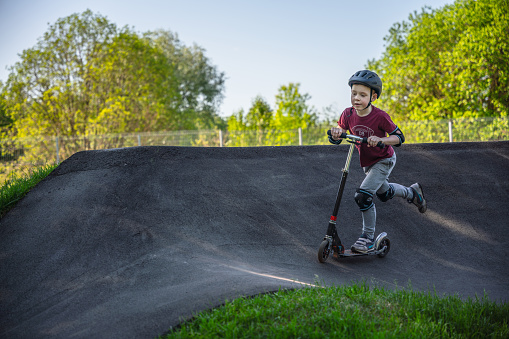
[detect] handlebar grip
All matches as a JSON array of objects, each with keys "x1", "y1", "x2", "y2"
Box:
[
  {"x1": 326, "y1": 130, "x2": 347, "y2": 139},
  {"x1": 363, "y1": 137, "x2": 384, "y2": 148}
]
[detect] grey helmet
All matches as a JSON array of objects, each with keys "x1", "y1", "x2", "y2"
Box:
[{"x1": 348, "y1": 70, "x2": 383, "y2": 98}]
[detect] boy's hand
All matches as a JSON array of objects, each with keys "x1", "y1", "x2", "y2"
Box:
[
  {"x1": 367, "y1": 136, "x2": 383, "y2": 147},
  {"x1": 330, "y1": 128, "x2": 344, "y2": 140}
]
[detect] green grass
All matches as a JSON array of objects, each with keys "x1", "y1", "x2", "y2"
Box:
[
  {"x1": 0, "y1": 164, "x2": 57, "y2": 218},
  {"x1": 163, "y1": 281, "x2": 508, "y2": 338}
]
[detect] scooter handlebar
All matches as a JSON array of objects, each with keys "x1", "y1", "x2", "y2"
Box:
[{"x1": 327, "y1": 130, "x2": 385, "y2": 148}]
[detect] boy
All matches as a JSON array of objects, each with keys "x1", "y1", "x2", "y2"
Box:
[{"x1": 329, "y1": 70, "x2": 426, "y2": 253}]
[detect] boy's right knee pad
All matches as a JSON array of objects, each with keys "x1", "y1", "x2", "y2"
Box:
[{"x1": 354, "y1": 189, "x2": 374, "y2": 211}]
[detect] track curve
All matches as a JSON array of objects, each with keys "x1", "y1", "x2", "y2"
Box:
[{"x1": 1, "y1": 142, "x2": 508, "y2": 338}]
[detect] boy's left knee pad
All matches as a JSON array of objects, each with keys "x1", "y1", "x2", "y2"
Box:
[
  {"x1": 376, "y1": 184, "x2": 395, "y2": 202},
  {"x1": 354, "y1": 189, "x2": 374, "y2": 211}
]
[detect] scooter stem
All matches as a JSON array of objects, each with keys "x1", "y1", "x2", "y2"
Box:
[
  {"x1": 330, "y1": 142, "x2": 356, "y2": 220},
  {"x1": 343, "y1": 142, "x2": 356, "y2": 173}
]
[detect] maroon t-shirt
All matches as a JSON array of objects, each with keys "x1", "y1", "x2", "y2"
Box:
[{"x1": 338, "y1": 106, "x2": 398, "y2": 168}]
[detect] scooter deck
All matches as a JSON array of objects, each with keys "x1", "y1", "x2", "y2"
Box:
[{"x1": 337, "y1": 249, "x2": 379, "y2": 257}]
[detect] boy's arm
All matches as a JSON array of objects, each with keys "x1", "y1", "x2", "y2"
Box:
[
  {"x1": 367, "y1": 127, "x2": 405, "y2": 147},
  {"x1": 366, "y1": 135, "x2": 400, "y2": 147}
]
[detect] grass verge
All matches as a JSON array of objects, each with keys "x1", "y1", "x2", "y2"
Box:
[
  {"x1": 163, "y1": 281, "x2": 508, "y2": 338},
  {"x1": 0, "y1": 164, "x2": 57, "y2": 218}
]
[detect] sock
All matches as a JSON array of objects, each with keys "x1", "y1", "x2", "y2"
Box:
[{"x1": 361, "y1": 205, "x2": 376, "y2": 240}]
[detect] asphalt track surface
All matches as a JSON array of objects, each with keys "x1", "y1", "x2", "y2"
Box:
[{"x1": 1, "y1": 141, "x2": 508, "y2": 338}]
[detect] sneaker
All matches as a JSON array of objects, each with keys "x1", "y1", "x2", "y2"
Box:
[
  {"x1": 408, "y1": 183, "x2": 427, "y2": 213},
  {"x1": 351, "y1": 234, "x2": 375, "y2": 253}
]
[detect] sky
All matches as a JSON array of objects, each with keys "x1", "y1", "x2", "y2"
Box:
[{"x1": 0, "y1": 0, "x2": 453, "y2": 120}]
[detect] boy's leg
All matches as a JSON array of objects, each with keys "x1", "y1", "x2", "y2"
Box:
[
  {"x1": 373, "y1": 153, "x2": 427, "y2": 213},
  {"x1": 387, "y1": 183, "x2": 413, "y2": 199},
  {"x1": 380, "y1": 183, "x2": 426, "y2": 213},
  {"x1": 351, "y1": 155, "x2": 395, "y2": 253}
]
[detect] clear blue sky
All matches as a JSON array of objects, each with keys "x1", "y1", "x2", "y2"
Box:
[{"x1": 0, "y1": 0, "x2": 452, "y2": 120}]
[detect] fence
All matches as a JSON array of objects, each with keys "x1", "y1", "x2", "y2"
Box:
[{"x1": 1, "y1": 116, "x2": 508, "y2": 183}]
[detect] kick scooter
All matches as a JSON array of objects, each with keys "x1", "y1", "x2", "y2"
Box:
[{"x1": 317, "y1": 131, "x2": 391, "y2": 263}]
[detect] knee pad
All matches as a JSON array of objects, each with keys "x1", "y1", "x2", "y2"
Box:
[
  {"x1": 376, "y1": 184, "x2": 395, "y2": 202},
  {"x1": 354, "y1": 189, "x2": 374, "y2": 211}
]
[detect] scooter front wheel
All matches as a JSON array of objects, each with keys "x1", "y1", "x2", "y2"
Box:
[
  {"x1": 318, "y1": 239, "x2": 330, "y2": 263},
  {"x1": 377, "y1": 237, "x2": 391, "y2": 258}
]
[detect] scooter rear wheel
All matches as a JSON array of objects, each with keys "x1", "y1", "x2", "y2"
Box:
[
  {"x1": 377, "y1": 237, "x2": 391, "y2": 258},
  {"x1": 318, "y1": 240, "x2": 330, "y2": 263}
]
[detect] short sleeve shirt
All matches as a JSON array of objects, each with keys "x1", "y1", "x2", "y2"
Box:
[{"x1": 338, "y1": 106, "x2": 398, "y2": 168}]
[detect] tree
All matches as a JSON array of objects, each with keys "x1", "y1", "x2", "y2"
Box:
[
  {"x1": 270, "y1": 83, "x2": 317, "y2": 145},
  {"x1": 245, "y1": 96, "x2": 273, "y2": 131},
  {"x1": 144, "y1": 30, "x2": 226, "y2": 130},
  {"x1": 368, "y1": 0, "x2": 509, "y2": 121},
  {"x1": 226, "y1": 96, "x2": 272, "y2": 146},
  {"x1": 3, "y1": 9, "x2": 119, "y2": 138},
  {"x1": 226, "y1": 83, "x2": 317, "y2": 146},
  {"x1": 272, "y1": 83, "x2": 317, "y2": 130},
  {"x1": 0, "y1": 9, "x2": 227, "y2": 182},
  {"x1": 0, "y1": 85, "x2": 12, "y2": 130},
  {"x1": 1, "y1": 9, "x2": 226, "y2": 140},
  {"x1": 86, "y1": 29, "x2": 175, "y2": 134}
]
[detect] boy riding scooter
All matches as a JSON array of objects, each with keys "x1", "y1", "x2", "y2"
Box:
[{"x1": 329, "y1": 70, "x2": 427, "y2": 254}]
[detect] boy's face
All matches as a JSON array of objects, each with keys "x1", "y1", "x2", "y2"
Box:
[{"x1": 350, "y1": 84, "x2": 376, "y2": 110}]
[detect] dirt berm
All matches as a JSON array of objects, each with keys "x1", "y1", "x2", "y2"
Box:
[{"x1": 1, "y1": 142, "x2": 508, "y2": 338}]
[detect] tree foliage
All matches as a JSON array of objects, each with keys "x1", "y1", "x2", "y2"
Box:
[
  {"x1": 1, "y1": 9, "x2": 225, "y2": 139},
  {"x1": 144, "y1": 30, "x2": 226, "y2": 130},
  {"x1": 226, "y1": 83, "x2": 317, "y2": 146},
  {"x1": 368, "y1": 0, "x2": 509, "y2": 121},
  {"x1": 0, "y1": 87, "x2": 12, "y2": 129},
  {"x1": 273, "y1": 83, "x2": 317, "y2": 129}
]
